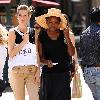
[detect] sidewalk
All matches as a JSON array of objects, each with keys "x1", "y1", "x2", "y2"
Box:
[
  {"x1": 0, "y1": 67, "x2": 94, "y2": 100},
  {"x1": 0, "y1": 84, "x2": 93, "y2": 100},
  {"x1": 0, "y1": 92, "x2": 29, "y2": 100},
  {"x1": 0, "y1": 86, "x2": 29, "y2": 100}
]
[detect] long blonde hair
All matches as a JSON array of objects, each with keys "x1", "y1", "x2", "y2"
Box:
[{"x1": 0, "y1": 24, "x2": 8, "y2": 45}]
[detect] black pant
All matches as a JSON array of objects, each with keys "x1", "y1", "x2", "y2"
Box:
[
  {"x1": 39, "y1": 72, "x2": 71, "y2": 100},
  {"x1": 0, "y1": 79, "x2": 5, "y2": 96}
]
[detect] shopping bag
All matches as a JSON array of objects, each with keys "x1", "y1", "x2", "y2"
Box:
[{"x1": 71, "y1": 69, "x2": 82, "y2": 98}]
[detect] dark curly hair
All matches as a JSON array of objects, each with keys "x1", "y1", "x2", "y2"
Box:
[{"x1": 89, "y1": 6, "x2": 100, "y2": 23}]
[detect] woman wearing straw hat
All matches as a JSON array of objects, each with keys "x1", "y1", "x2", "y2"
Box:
[
  {"x1": 35, "y1": 8, "x2": 75, "y2": 100},
  {"x1": 0, "y1": 24, "x2": 7, "y2": 96}
]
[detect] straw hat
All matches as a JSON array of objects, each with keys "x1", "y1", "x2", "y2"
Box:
[{"x1": 35, "y1": 8, "x2": 68, "y2": 30}]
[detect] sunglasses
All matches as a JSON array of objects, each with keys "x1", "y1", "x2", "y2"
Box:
[{"x1": 34, "y1": 26, "x2": 41, "y2": 30}]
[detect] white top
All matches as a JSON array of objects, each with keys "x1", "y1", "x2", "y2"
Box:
[
  {"x1": 8, "y1": 42, "x2": 38, "y2": 71},
  {"x1": 0, "y1": 45, "x2": 7, "y2": 79}
]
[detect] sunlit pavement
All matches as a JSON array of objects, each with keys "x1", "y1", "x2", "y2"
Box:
[
  {"x1": 0, "y1": 86, "x2": 80, "y2": 100},
  {"x1": 0, "y1": 92, "x2": 29, "y2": 100},
  {"x1": 0, "y1": 86, "x2": 29, "y2": 100},
  {"x1": 0, "y1": 67, "x2": 94, "y2": 100},
  {"x1": 0, "y1": 90, "x2": 93, "y2": 100},
  {"x1": 0, "y1": 83, "x2": 94, "y2": 100},
  {"x1": 0, "y1": 91, "x2": 93, "y2": 100},
  {"x1": 0, "y1": 91, "x2": 80, "y2": 100}
]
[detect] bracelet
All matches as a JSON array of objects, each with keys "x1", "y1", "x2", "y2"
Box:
[
  {"x1": 67, "y1": 42, "x2": 73, "y2": 48},
  {"x1": 67, "y1": 42, "x2": 72, "y2": 45}
]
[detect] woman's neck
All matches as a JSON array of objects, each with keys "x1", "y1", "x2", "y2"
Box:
[
  {"x1": 47, "y1": 29, "x2": 60, "y2": 40},
  {"x1": 47, "y1": 29, "x2": 59, "y2": 35},
  {"x1": 17, "y1": 25, "x2": 28, "y2": 33}
]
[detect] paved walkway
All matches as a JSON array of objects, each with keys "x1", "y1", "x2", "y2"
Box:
[
  {"x1": 0, "y1": 67, "x2": 94, "y2": 100},
  {"x1": 0, "y1": 92, "x2": 29, "y2": 100},
  {"x1": 0, "y1": 86, "x2": 29, "y2": 100}
]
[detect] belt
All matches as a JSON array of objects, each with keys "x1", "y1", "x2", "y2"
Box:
[
  {"x1": 12, "y1": 65, "x2": 37, "y2": 74},
  {"x1": 85, "y1": 65, "x2": 100, "y2": 68}
]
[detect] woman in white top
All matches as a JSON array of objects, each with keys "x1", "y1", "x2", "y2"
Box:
[
  {"x1": 8, "y1": 5, "x2": 39, "y2": 100},
  {"x1": 0, "y1": 24, "x2": 7, "y2": 96}
]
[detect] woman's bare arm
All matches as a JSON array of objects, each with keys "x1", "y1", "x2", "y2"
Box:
[
  {"x1": 64, "y1": 29, "x2": 75, "y2": 56},
  {"x1": 8, "y1": 29, "x2": 29, "y2": 58}
]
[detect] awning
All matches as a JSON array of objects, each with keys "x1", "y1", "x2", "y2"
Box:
[
  {"x1": 72, "y1": 0, "x2": 81, "y2": 2},
  {"x1": 0, "y1": 0, "x2": 11, "y2": 4},
  {"x1": 32, "y1": 0, "x2": 60, "y2": 7}
]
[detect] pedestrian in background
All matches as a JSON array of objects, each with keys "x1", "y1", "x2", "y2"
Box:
[
  {"x1": 0, "y1": 24, "x2": 7, "y2": 96},
  {"x1": 72, "y1": 13, "x2": 86, "y2": 36},
  {"x1": 8, "y1": 5, "x2": 39, "y2": 100},
  {"x1": 35, "y1": 8, "x2": 75, "y2": 100},
  {"x1": 80, "y1": 6, "x2": 100, "y2": 100}
]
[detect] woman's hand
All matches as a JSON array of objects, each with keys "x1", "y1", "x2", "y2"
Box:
[
  {"x1": 63, "y1": 27, "x2": 75, "y2": 56},
  {"x1": 8, "y1": 29, "x2": 30, "y2": 58},
  {"x1": 47, "y1": 60, "x2": 53, "y2": 68},
  {"x1": 63, "y1": 26, "x2": 70, "y2": 38},
  {"x1": 34, "y1": 67, "x2": 40, "y2": 86}
]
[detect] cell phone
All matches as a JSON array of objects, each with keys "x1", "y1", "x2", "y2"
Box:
[{"x1": 52, "y1": 63, "x2": 58, "y2": 65}]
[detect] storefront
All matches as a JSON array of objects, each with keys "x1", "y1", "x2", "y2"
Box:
[{"x1": 0, "y1": 0, "x2": 19, "y2": 28}]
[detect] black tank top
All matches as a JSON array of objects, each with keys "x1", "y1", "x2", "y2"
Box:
[
  {"x1": 39, "y1": 30, "x2": 71, "y2": 73},
  {"x1": 14, "y1": 28, "x2": 35, "y2": 44}
]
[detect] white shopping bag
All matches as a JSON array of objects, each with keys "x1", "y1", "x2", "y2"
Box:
[{"x1": 71, "y1": 65, "x2": 94, "y2": 100}]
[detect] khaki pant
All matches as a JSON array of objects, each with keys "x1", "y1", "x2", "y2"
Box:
[{"x1": 9, "y1": 65, "x2": 39, "y2": 100}]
